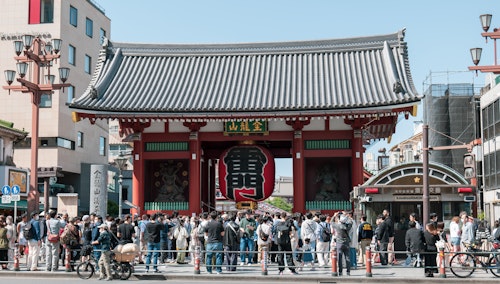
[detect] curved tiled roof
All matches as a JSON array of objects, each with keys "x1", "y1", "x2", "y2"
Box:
[{"x1": 69, "y1": 30, "x2": 420, "y2": 118}]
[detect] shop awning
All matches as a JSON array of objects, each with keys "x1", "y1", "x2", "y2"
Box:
[{"x1": 0, "y1": 200, "x2": 44, "y2": 211}]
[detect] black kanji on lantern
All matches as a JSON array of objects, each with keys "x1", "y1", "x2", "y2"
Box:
[{"x1": 223, "y1": 146, "x2": 267, "y2": 200}]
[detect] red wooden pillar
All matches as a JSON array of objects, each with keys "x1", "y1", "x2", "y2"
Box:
[
  {"x1": 288, "y1": 119, "x2": 309, "y2": 213},
  {"x1": 351, "y1": 128, "x2": 364, "y2": 187},
  {"x1": 132, "y1": 139, "x2": 144, "y2": 215},
  {"x1": 185, "y1": 122, "x2": 206, "y2": 214}
]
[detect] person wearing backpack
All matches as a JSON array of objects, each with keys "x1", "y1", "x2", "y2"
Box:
[
  {"x1": 357, "y1": 214, "x2": 373, "y2": 265},
  {"x1": 276, "y1": 212, "x2": 298, "y2": 275},
  {"x1": 315, "y1": 215, "x2": 330, "y2": 268},
  {"x1": 26, "y1": 212, "x2": 41, "y2": 271}
]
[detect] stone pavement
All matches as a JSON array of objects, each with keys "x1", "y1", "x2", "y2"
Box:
[{"x1": 1, "y1": 260, "x2": 500, "y2": 283}]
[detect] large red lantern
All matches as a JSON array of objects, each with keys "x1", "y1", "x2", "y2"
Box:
[{"x1": 219, "y1": 145, "x2": 275, "y2": 202}]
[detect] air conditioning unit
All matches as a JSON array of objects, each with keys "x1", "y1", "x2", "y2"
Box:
[{"x1": 464, "y1": 196, "x2": 476, "y2": 202}]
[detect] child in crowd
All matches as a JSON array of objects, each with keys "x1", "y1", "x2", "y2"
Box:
[{"x1": 301, "y1": 238, "x2": 315, "y2": 271}]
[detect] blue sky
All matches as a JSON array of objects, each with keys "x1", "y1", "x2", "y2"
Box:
[{"x1": 94, "y1": 0, "x2": 499, "y2": 176}]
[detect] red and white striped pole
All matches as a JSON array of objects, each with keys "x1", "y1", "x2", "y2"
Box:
[
  {"x1": 194, "y1": 246, "x2": 201, "y2": 274},
  {"x1": 65, "y1": 246, "x2": 71, "y2": 272},
  {"x1": 13, "y1": 245, "x2": 20, "y2": 271},
  {"x1": 261, "y1": 246, "x2": 268, "y2": 275},
  {"x1": 331, "y1": 246, "x2": 338, "y2": 276},
  {"x1": 365, "y1": 246, "x2": 372, "y2": 277},
  {"x1": 438, "y1": 247, "x2": 446, "y2": 278}
]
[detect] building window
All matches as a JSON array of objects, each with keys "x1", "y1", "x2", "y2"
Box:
[
  {"x1": 86, "y1": 18, "x2": 93, "y2": 38},
  {"x1": 99, "y1": 28, "x2": 106, "y2": 45},
  {"x1": 77, "y1": 131, "x2": 83, "y2": 148},
  {"x1": 40, "y1": 93, "x2": 52, "y2": 108},
  {"x1": 85, "y1": 55, "x2": 91, "y2": 74},
  {"x1": 40, "y1": 0, "x2": 54, "y2": 23},
  {"x1": 68, "y1": 45, "x2": 75, "y2": 65},
  {"x1": 57, "y1": 137, "x2": 75, "y2": 150},
  {"x1": 69, "y1": 5, "x2": 77, "y2": 27},
  {"x1": 67, "y1": 85, "x2": 75, "y2": 103},
  {"x1": 99, "y1": 136, "x2": 106, "y2": 156},
  {"x1": 29, "y1": 0, "x2": 54, "y2": 24}
]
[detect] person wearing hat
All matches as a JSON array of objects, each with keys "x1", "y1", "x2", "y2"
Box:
[{"x1": 92, "y1": 223, "x2": 112, "y2": 280}]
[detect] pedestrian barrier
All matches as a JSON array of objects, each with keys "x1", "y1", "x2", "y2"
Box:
[{"x1": 5, "y1": 245, "x2": 500, "y2": 279}]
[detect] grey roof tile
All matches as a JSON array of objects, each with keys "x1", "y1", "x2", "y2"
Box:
[{"x1": 69, "y1": 30, "x2": 420, "y2": 117}]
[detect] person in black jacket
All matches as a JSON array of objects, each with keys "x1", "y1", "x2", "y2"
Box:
[
  {"x1": 223, "y1": 213, "x2": 240, "y2": 271},
  {"x1": 405, "y1": 221, "x2": 424, "y2": 266},
  {"x1": 423, "y1": 223, "x2": 439, "y2": 277},
  {"x1": 376, "y1": 214, "x2": 389, "y2": 265}
]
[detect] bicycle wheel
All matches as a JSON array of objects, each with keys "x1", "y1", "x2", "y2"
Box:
[
  {"x1": 111, "y1": 262, "x2": 121, "y2": 279},
  {"x1": 120, "y1": 263, "x2": 133, "y2": 280},
  {"x1": 449, "y1": 253, "x2": 476, "y2": 278},
  {"x1": 488, "y1": 253, "x2": 500, "y2": 277},
  {"x1": 76, "y1": 261, "x2": 95, "y2": 279}
]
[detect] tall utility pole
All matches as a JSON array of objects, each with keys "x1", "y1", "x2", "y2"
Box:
[{"x1": 422, "y1": 125, "x2": 430, "y2": 226}]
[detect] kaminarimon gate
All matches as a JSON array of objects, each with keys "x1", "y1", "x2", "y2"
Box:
[{"x1": 69, "y1": 30, "x2": 420, "y2": 215}]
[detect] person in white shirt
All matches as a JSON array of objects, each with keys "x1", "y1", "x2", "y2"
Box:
[
  {"x1": 300, "y1": 212, "x2": 318, "y2": 260},
  {"x1": 256, "y1": 216, "x2": 272, "y2": 264},
  {"x1": 460, "y1": 212, "x2": 474, "y2": 251},
  {"x1": 449, "y1": 216, "x2": 461, "y2": 253}
]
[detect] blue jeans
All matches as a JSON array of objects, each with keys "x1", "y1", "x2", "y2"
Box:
[
  {"x1": 349, "y1": 247, "x2": 357, "y2": 268},
  {"x1": 205, "y1": 242, "x2": 223, "y2": 273},
  {"x1": 93, "y1": 245, "x2": 101, "y2": 271},
  {"x1": 146, "y1": 242, "x2": 161, "y2": 271},
  {"x1": 239, "y1": 237, "x2": 254, "y2": 264}
]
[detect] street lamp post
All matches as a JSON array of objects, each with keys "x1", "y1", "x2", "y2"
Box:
[
  {"x1": 468, "y1": 14, "x2": 500, "y2": 74},
  {"x1": 3, "y1": 35, "x2": 70, "y2": 216},
  {"x1": 114, "y1": 153, "x2": 128, "y2": 219}
]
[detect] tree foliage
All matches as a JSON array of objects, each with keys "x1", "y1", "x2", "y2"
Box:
[
  {"x1": 107, "y1": 200, "x2": 118, "y2": 217},
  {"x1": 265, "y1": 197, "x2": 292, "y2": 212}
]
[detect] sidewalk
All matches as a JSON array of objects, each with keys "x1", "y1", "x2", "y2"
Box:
[{"x1": 2, "y1": 261, "x2": 500, "y2": 283}]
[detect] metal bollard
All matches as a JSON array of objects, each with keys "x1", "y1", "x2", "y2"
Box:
[
  {"x1": 331, "y1": 246, "x2": 338, "y2": 276},
  {"x1": 13, "y1": 245, "x2": 20, "y2": 271},
  {"x1": 65, "y1": 246, "x2": 71, "y2": 272},
  {"x1": 194, "y1": 246, "x2": 201, "y2": 274},
  {"x1": 261, "y1": 246, "x2": 268, "y2": 275},
  {"x1": 438, "y1": 247, "x2": 446, "y2": 278},
  {"x1": 365, "y1": 246, "x2": 372, "y2": 277}
]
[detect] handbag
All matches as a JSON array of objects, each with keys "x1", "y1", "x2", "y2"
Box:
[{"x1": 47, "y1": 221, "x2": 60, "y2": 243}]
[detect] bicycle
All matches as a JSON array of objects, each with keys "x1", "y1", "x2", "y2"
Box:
[
  {"x1": 76, "y1": 247, "x2": 133, "y2": 280},
  {"x1": 448, "y1": 241, "x2": 500, "y2": 278}
]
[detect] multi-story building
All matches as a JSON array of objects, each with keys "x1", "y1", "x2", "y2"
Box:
[
  {"x1": 0, "y1": 0, "x2": 111, "y2": 213},
  {"x1": 480, "y1": 74, "x2": 500, "y2": 225}
]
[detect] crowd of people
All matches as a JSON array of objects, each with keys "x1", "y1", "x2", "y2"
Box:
[
  {"x1": 0, "y1": 208, "x2": 499, "y2": 278},
  {"x1": 403, "y1": 211, "x2": 500, "y2": 277}
]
